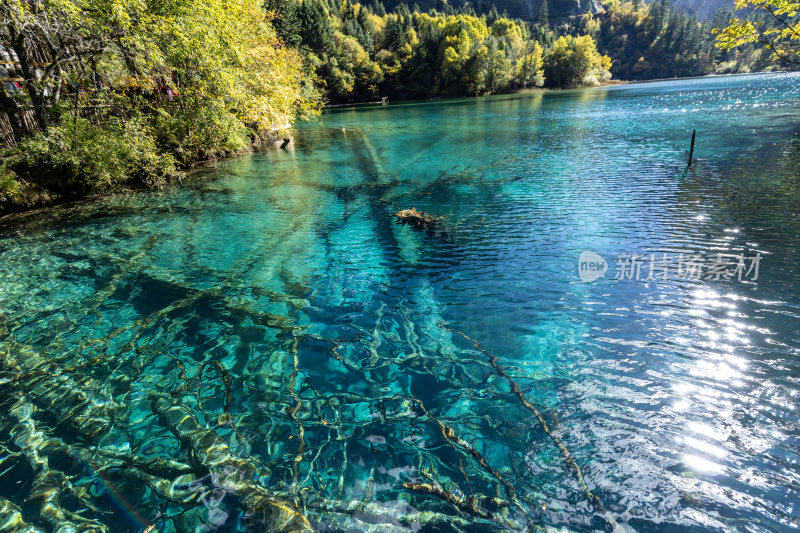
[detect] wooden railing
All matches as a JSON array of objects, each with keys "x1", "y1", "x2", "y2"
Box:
[
  {"x1": 0, "y1": 104, "x2": 128, "y2": 148},
  {"x1": 0, "y1": 109, "x2": 38, "y2": 148}
]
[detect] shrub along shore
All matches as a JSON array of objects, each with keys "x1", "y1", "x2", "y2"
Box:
[{"x1": 0, "y1": 0, "x2": 316, "y2": 216}]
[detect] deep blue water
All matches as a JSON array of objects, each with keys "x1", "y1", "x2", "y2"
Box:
[{"x1": 1, "y1": 72, "x2": 799, "y2": 532}]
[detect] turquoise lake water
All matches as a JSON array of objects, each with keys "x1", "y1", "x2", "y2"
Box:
[{"x1": 1, "y1": 72, "x2": 799, "y2": 532}]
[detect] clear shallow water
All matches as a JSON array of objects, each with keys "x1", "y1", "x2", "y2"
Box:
[{"x1": 1, "y1": 73, "x2": 799, "y2": 532}]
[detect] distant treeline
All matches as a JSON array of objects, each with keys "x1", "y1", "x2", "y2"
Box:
[
  {"x1": 267, "y1": 0, "x2": 785, "y2": 103},
  {"x1": 266, "y1": 0, "x2": 612, "y2": 102}
]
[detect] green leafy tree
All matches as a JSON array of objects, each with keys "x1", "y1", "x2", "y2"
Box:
[
  {"x1": 484, "y1": 37, "x2": 512, "y2": 93},
  {"x1": 0, "y1": 0, "x2": 315, "y2": 208},
  {"x1": 714, "y1": 0, "x2": 800, "y2": 64},
  {"x1": 517, "y1": 41, "x2": 545, "y2": 88},
  {"x1": 543, "y1": 34, "x2": 611, "y2": 88}
]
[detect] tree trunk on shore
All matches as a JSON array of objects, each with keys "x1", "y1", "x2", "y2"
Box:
[
  {"x1": 0, "y1": 92, "x2": 26, "y2": 144},
  {"x1": 12, "y1": 37, "x2": 51, "y2": 132}
]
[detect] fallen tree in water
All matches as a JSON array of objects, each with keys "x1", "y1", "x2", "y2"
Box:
[{"x1": 149, "y1": 393, "x2": 313, "y2": 532}]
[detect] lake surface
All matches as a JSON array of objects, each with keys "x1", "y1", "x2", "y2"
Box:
[{"x1": 1, "y1": 73, "x2": 799, "y2": 533}]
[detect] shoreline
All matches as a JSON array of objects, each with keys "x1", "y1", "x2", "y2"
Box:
[
  {"x1": 0, "y1": 132, "x2": 291, "y2": 222},
  {"x1": 322, "y1": 81, "x2": 628, "y2": 111},
  {"x1": 0, "y1": 147, "x2": 260, "y2": 228},
  {"x1": 604, "y1": 69, "x2": 792, "y2": 88},
  {"x1": 320, "y1": 71, "x2": 797, "y2": 111}
]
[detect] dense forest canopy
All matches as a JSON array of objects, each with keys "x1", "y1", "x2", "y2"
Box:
[{"x1": 266, "y1": 0, "x2": 613, "y2": 102}]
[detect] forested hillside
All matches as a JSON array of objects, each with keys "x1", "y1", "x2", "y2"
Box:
[
  {"x1": 267, "y1": 0, "x2": 780, "y2": 104},
  {"x1": 372, "y1": 0, "x2": 604, "y2": 20},
  {"x1": 335, "y1": 0, "x2": 740, "y2": 23},
  {"x1": 669, "y1": 0, "x2": 733, "y2": 19},
  {"x1": 585, "y1": 1, "x2": 773, "y2": 80},
  {"x1": 267, "y1": 0, "x2": 612, "y2": 102}
]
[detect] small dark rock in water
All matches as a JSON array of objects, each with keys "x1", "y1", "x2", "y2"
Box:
[{"x1": 394, "y1": 207, "x2": 442, "y2": 230}]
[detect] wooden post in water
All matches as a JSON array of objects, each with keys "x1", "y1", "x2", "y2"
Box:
[{"x1": 688, "y1": 129, "x2": 696, "y2": 167}]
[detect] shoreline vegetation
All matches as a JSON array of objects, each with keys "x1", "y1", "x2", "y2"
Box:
[
  {"x1": 0, "y1": 0, "x2": 316, "y2": 217},
  {"x1": 0, "y1": 0, "x2": 794, "y2": 217}
]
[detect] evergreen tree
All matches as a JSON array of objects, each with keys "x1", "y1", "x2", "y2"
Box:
[
  {"x1": 355, "y1": 7, "x2": 376, "y2": 53},
  {"x1": 538, "y1": 0, "x2": 549, "y2": 29},
  {"x1": 396, "y1": 3, "x2": 411, "y2": 18},
  {"x1": 645, "y1": 0, "x2": 666, "y2": 39},
  {"x1": 265, "y1": 0, "x2": 302, "y2": 47},
  {"x1": 384, "y1": 17, "x2": 406, "y2": 51},
  {"x1": 300, "y1": 0, "x2": 334, "y2": 53},
  {"x1": 341, "y1": 0, "x2": 355, "y2": 20},
  {"x1": 487, "y1": 6, "x2": 500, "y2": 26}
]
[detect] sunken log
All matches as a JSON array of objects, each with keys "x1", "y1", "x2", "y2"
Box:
[
  {"x1": 394, "y1": 207, "x2": 442, "y2": 231},
  {"x1": 149, "y1": 394, "x2": 312, "y2": 532}
]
